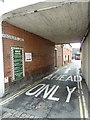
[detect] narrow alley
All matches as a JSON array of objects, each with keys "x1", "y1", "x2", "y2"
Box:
[
  {"x1": 0, "y1": 0, "x2": 90, "y2": 119},
  {"x1": 1, "y1": 60, "x2": 89, "y2": 118}
]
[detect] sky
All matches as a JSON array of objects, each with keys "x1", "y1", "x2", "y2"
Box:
[
  {"x1": 0, "y1": 0, "x2": 45, "y2": 14},
  {"x1": 0, "y1": 1, "x2": 4, "y2": 15},
  {"x1": 70, "y1": 43, "x2": 81, "y2": 48}
]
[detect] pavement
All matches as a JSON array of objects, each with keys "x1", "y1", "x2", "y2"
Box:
[{"x1": 0, "y1": 60, "x2": 90, "y2": 119}]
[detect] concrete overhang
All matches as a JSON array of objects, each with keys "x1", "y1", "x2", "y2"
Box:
[{"x1": 2, "y1": 1, "x2": 89, "y2": 44}]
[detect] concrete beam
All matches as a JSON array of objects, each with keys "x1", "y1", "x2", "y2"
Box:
[{"x1": 3, "y1": 2, "x2": 88, "y2": 44}]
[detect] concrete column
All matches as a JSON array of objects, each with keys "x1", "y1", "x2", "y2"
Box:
[
  {"x1": 0, "y1": 21, "x2": 5, "y2": 97},
  {"x1": 88, "y1": 32, "x2": 90, "y2": 92}
]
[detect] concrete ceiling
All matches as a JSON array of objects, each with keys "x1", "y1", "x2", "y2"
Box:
[{"x1": 3, "y1": 1, "x2": 89, "y2": 44}]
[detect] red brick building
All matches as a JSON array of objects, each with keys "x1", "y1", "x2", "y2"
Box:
[
  {"x1": 54, "y1": 45, "x2": 63, "y2": 67},
  {"x1": 2, "y1": 22, "x2": 55, "y2": 91},
  {"x1": 55, "y1": 44, "x2": 72, "y2": 67},
  {"x1": 2, "y1": 22, "x2": 72, "y2": 94},
  {"x1": 63, "y1": 44, "x2": 72, "y2": 64}
]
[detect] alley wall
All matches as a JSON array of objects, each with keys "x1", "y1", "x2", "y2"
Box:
[
  {"x1": 2, "y1": 22, "x2": 55, "y2": 86},
  {"x1": 82, "y1": 31, "x2": 90, "y2": 92}
]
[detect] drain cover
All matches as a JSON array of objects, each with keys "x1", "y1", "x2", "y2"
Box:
[{"x1": 35, "y1": 102, "x2": 47, "y2": 109}]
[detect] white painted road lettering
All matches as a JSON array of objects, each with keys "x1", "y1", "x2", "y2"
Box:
[
  {"x1": 43, "y1": 73, "x2": 82, "y2": 82},
  {"x1": 59, "y1": 75, "x2": 67, "y2": 81},
  {"x1": 77, "y1": 76, "x2": 82, "y2": 82},
  {"x1": 51, "y1": 75, "x2": 57, "y2": 80},
  {"x1": 48, "y1": 85, "x2": 59, "y2": 101},
  {"x1": 55, "y1": 75, "x2": 82, "y2": 82},
  {"x1": 25, "y1": 84, "x2": 46, "y2": 96},
  {"x1": 66, "y1": 86, "x2": 76, "y2": 103},
  {"x1": 35, "y1": 85, "x2": 56, "y2": 98},
  {"x1": 65, "y1": 68, "x2": 71, "y2": 74},
  {"x1": 26, "y1": 84, "x2": 76, "y2": 102},
  {"x1": 65, "y1": 75, "x2": 73, "y2": 81}
]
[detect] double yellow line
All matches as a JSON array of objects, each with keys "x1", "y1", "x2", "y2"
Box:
[
  {"x1": 0, "y1": 79, "x2": 45, "y2": 106},
  {"x1": 78, "y1": 81, "x2": 89, "y2": 118}
]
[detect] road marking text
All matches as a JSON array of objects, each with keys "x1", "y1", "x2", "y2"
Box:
[{"x1": 25, "y1": 84, "x2": 76, "y2": 102}]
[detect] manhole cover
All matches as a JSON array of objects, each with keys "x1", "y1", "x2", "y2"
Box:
[{"x1": 35, "y1": 102, "x2": 47, "y2": 109}]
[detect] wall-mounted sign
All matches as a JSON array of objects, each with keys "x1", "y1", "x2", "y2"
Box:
[
  {"x1": 11, "y1": 47, "x2": 25, "y2": 81},
  {"x1": 25, "y1": 53, "x2": 32, "y2": 62},
  {"x1": 4, "y1": 77, "x2": 8, "y2": 83},
  {"x1": 2, "y1": 34, "x2": 24, "y2": 41}
]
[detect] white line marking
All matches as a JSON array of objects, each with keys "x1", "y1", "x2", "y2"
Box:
[
  {"x1": 43, "y1": 65, "x2": 69, "y2": 80},
  {"x1": 0, "y1": 79, "x2": 45, "y2": 106},
  {"x1": 78, "y1": 81, "x2": 89, "y2": 118},
  {"x1": 56, "y1": 75, "x2": 62, "y2": 80},
  {"x1": 51, "y1": 75, "x2": 57, "y2": 79},
  {"x1": 78, "y1": 82, "x2": 83, "y2": 118},
  {"x1": 59, "y1": 75, "x2": 67, "y2": 81},
  {"x1": 25, "y1": 84, "x2": 46, "y2": 96},
  {"x1": 66, "y1": 86, "x2": 76, "y2": 103},
  {"x1": 35, "y1": 84, "x2": 56, "y2": 98},
  {"x1": 80, "y1": 81, "x2": 89, "y2": 118},
  {"x1": 65, "y1": 68, "x2": 71, "y2": 74},
  {"x1": 48, "y1": 86, "x2": 59, "y2": 101}
]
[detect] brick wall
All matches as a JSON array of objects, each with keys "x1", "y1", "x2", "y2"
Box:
[
  {"x1": 55, "y1": 45, "x2": 63, "y2": 67},
  {"x1": 2, "y1": 22, "x2": 55, "y2": 85},
  {"x1": 63, "y1": 44, "x2": 72, "y2": 64}
]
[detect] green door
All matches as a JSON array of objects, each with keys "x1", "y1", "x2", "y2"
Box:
[{"x1": 11, "y1": 47, "x2": 24, "y2": 81}]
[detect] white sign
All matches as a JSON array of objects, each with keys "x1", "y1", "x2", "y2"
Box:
[
  {"x1": 25, "y1": 84, "x2": 76, "y2": 102},
  {"x1": 4, "y1": 77, "x2": 8, "y2": 83},
  {"x1": 2, "y1": 34, "x2": 24, "y2": 41},
  {"x1": 25, "y1": 53, "x2": 32, "y2": 62}
]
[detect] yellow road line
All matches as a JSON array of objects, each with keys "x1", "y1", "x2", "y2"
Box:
[
  {"x1": 80, "y1": 81, "x2": 89, "y2": 118},
  {"x1": 0, "y1": 79, "x2": 45, "y2": 106},
  {"x1": 78, "y1": 82, "x2": 84, "y2": 118},
  {"x1": 78, "y1": 81, "x2": 89, "y2": 118}
]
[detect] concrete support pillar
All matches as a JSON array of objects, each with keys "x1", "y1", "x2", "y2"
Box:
[
  {"x1": 0, "y1": 21, "x2": 5, "y2": 97},
  {"x1": 88, "y1": 33, "x2": 90, "y2": 92}
]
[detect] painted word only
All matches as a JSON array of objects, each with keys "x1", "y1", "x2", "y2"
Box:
[{"x1": 25, "y1": 84, "x2": 76, "y2": 102}]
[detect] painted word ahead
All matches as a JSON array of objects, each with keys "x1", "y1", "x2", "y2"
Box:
[{"x1": 25, "y1": 84, "x2": 76, "y2": 103}]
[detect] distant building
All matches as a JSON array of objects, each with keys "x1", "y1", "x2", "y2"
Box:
[
  {"x1": 63, "y1": 44, "x2": 72, "y2": 64},
  {"x1": 54, "y1": 45, "x2": 63, "y2": 67},
  {"x1": 55, "y1": 44, "x2": 72, "y2": 67},
  {"x1": 72, "y1": 48, "x2": 80, "y2": 60}
]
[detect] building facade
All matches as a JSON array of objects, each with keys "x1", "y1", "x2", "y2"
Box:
[
  {"x1": 54, "y1": 45, "x2": 63, "y2": 67},
  {"x1": 63, "y1": 44, "x2": 72, "y2": 65},
  {"x1": 55, "y1": 44, "x2": 72, "y2": 67},
  {"x1": 2, "y1": 22, "x2": 55, "y2": 93}
]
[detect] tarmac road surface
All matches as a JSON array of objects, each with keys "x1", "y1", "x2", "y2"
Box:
[{"x1": 1, "y1": 60, "x2": 89, "y2": 118}]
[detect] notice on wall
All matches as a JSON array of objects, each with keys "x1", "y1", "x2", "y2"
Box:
[
  {"x1": 11, "y1": 47, "x2": 25, "y2": 81},
  {"x1": 2, "y1": 34, "x2": 24, "y2": 41},
  {"x1": 25, "y1": 53, "x2": 32, "y2": 62}
]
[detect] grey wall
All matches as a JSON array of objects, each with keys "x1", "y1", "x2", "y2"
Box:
[{"x1": 82, "y1": 32, "x2": 90, "y2": 91}]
